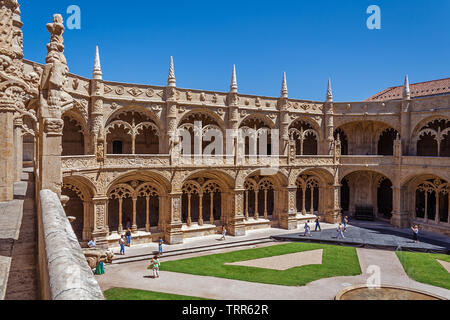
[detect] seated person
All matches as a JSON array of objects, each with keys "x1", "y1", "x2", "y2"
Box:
[{"x1": 88, "y1": 237, "x2": 97, "y2": 248}]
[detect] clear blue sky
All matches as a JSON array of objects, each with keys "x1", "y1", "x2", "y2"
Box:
[{"x1": 20, "y1": 0, "x2": 449, "y2": 101}]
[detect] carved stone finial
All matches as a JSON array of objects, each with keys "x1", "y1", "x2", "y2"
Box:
[
  {"x1": 326, "y1": 78, "x2": 333, "y2": 102},
  {"x1": 403, "y1": 75, "x2": 411, "y2": 100},
  {"x1": 281, "y1": 72, "x2": 288, "y2": 98},
  {"x1": 92, "y1": 45, "x2": 102, "y2": 80},
  {"x1": 230, "y1": 64, "x2": 238, "y2": 93},
  {"x1": 168, "y1": 56, "x2": 176, "y2": 87},
  {"x1": 45, "y1": 14, "x2": 66, "y2": 65}
]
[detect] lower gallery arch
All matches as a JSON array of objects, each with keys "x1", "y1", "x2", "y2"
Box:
[
  {"x1": 62, "y1": 177, "x2": 96, "y2": 241},
  {"x1": 340, "y1": 171, "x2": 393, "y2": 220},
  {"x1": 107, "y1": 177, "x2": 168, "y2": 236},
  {"x1": 181, "y1": 179, "x2": 223, "y2": 227},
  {"x1": 243, "y1": 177, "x2": 275, "y2": 220},
  {"x1": 404, "y1": 175, "x2": 450, "y2": 226}
]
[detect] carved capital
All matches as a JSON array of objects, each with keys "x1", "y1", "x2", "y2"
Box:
[{"x1": 44, "y1": 118, "x2": 64, "y2": 136}]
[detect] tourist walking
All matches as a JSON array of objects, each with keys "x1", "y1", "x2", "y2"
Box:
[
  {"x1": 126, "y1": 228, "x2": 132, "y2": 247},
  {"x1": 304, "y1": 221, "x2": 312, "y2": 237},
  {"x1": 158, "y1": 237, "x2": 164, "y2": 256},
  {"x1": 119, "y1": 235, "x2": 126, "y2": 255},
  {"x1": 337, "y1": 223, "x2": 345, "y2": 239},
  {"x1": 343, "y1": 216, "x2": 349, "y2": 232},
  {"x1": 314, "y1": 217, "x2": 322, "y2": 232},
  {"x1": 221, "y1": 226, "x2": 227, "y2": 241},
  {"x1": 411, "y1": 225, "x2": 420, "y2": 243},
  {"x1": 152, "y1": 255, "x2": 160, "y2": 279}
]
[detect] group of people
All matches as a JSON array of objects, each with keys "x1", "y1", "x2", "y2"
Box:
[
  {"x1": 118, "y1": 228, "x2": 133, "y2": 255},
  {"x1": 302, "y1": 216, "x2": 349, "y2": 239}
]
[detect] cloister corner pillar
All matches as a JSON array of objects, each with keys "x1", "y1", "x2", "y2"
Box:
[
  {"x1": 324, "y1": 183, "x2": 341, "y2": 224},
  {"x1": 38, "y1": 14, "x2": 72, "y2": 198},
  {"x1": 165, "y1": 193, "x2": 184, "y2": 244},
  {"x1": 0, "y1": 108, "x2": 15, "y2": 201},
  {"x1": 92, "y1": 197, "x2": 109, "y2": 248},
  {"x1": 279, "y1": 187, "x2": 298, "y2": 230},
  {"x1": 227, "y1": 189, "x2": 246, "y2": 237},
  {"x1": 390, "y1": 185, "x2": 410, "y2": 228}
]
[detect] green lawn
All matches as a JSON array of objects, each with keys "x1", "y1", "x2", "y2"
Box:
[
  {"x1": 104, "y1": 288, "x2": 209, "y2": 300},
  {"x1": 157, "y1": 242, "x2": 362, "y2": 287},
  {"x1": 396, "y1": 251, "x2": 450, "y2": 290}
]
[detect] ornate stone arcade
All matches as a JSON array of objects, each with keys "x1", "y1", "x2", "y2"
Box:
[{"x1": 1, "y1": 1, "x2": 450, "y2": 249}]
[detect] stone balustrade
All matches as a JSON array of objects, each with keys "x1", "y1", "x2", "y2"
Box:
[{"x1": 38, "y1": 189, "x2": 104, "y2": 300}]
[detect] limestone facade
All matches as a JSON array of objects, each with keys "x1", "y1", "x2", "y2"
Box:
[{"x1": 1, "y1": 2, "x2": 449, "y2": 248}]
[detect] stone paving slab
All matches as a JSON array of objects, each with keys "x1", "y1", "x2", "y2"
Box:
[
  {"x1": 437, "y1": 260, "x2": 450, "y2": 273},
  {"x1": 0, "y1": 256, "x2": 11, "y2": 300},
  {"x1": 273, "y1": 221, "x2": 450, "y2": 253},
  {"x1": 0, "y1": 200, "x2": 23, "y2": 241}
]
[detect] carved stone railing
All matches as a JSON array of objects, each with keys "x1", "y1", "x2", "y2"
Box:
[
  {"x1": 38, "y1": 190, "x2": 104, "y2": 300},
  {"x1": 293, "y1": 156, "x2": 335, "y2": 166},
  {"x1": 340, "y1": 155, "x2": 395, "y2": 166},
  {"x1": 61, "y1": 155, "x2": 97, "y2": 171},
  {"x1": 104, "y1": 154, "x2": 170, "y2": 168},
  {"x1": 401, "y1": 156, "x2": 450, "y2": 168}
]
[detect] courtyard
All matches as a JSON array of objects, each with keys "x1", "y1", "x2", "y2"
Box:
[{"x1": 96, "y1": 223, "x2": 450, "y2": 300}]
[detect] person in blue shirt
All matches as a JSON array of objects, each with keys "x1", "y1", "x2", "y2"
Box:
[
  {"x1": 314, "y1": 217, "x2": 322, "y2": 232},
  {"x1": 158, "y1": 237, "x2": 164, "y2": 256},
  {"x1": 88, "y1": 237, "x2": 96, "y2": 248}
]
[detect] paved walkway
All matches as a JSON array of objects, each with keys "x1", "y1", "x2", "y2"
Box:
[
  {"x1": 110, "y1": 224, "x2": 339, "y2": 258},
  {"x1": 273, "y1": 220, "x2": 450, "y2": 253},
  {"x1": 0, "y1": 171, "x2": 38, "y2": 300},
  {"x1": 97, "y1": 246, "x2": 450, "y2": 300}
]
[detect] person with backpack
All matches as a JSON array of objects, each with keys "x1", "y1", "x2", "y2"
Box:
[
  {"x1": 152, "y1": 255, "x2": 161, "y2": 279},
  {"x1": 125, "y1": 228, "x2": 132, "y2": 247}
]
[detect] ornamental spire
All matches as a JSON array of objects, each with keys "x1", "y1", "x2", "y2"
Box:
[
  {"x1": 326, "y1": 78, "x2": 333, "y2": 102},
  {"x1": 168, "y1": 56, "x2": 176, "y2": 87},
  {"x1": 230, "y1": 64, "x2": 238, "y2": 93},
  {"x1": 281, "y1": 72, "x2": 288, "y2": 98},
  {"x1": 92, "y1": 45, "x2": 102, "y2": 80},
  {"x1": 403, "y1": 75, "x2": 411, "y2": 100}
]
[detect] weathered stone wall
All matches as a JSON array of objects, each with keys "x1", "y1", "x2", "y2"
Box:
[{"x1": 38, "y1": 189, "x2": 104, "y2": 300}]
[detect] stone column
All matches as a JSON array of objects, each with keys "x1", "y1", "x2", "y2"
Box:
[
  {"x1": 435, "y1": 192, "x2": 440, "y2": 224},
  {"x1": 264, "y1": 189, "x2": 268, "y2": 219},
  {"x1": 165, "y1": 193, "x2": 183, "y2": 244},
  {"x1": 187, "y1": 194, "x2": 192, "y2": 226},
  {"x1": 279, "y1": 187, "x2": 298, "y2": 230},
  {"x1": 227, "y1": 189, "x2": 246, "y2": 236},
  {"x1": 209, "y1": 193, "x2": 214, "y2": 225},
  {"x1": 254, "y1": 190, "x2": 259, "y2": 220},
  {"x1": 302, "y1": 188, "x2": 307, "y2": 215},
  {"x1": 198, "y1": 193, "x2": 204, "y2": 226},
  {"x1": 132, "y1": 196, "x2": 137, "y2": 232},
  {"x1": 118, "y1": 198, "x2": 123, "y2": 233},
  {"x1": 0, "y1": 108, "x2": 15, "y2": 201},
  {"x1": 91, "y1": 197, "x2": 109, "y2": 248},
  {"x1": 244, "y1": 190, "x2": 249, "y2": 220},
  {"x1": 145, "y1": 196, "x2": 150, "y2": 232},
  {"x1": 14, "y1": 117, "x2": 23, "y2": 182},
  {"x1": 82, "y1": 200, "x2": 90, "y2": 240}
]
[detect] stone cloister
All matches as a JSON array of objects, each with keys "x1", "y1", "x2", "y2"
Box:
[{"x1": 1, "y1": 1, "x2": 449, "y2": 250}]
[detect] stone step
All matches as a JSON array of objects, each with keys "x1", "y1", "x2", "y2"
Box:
[{"x1": 113, "y1": 237, "x2": 275, "y2": 265}]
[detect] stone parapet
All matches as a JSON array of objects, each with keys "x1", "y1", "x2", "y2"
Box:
[{"x1": 38, "y1": 189, "x2": 104, "y2": 300}]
